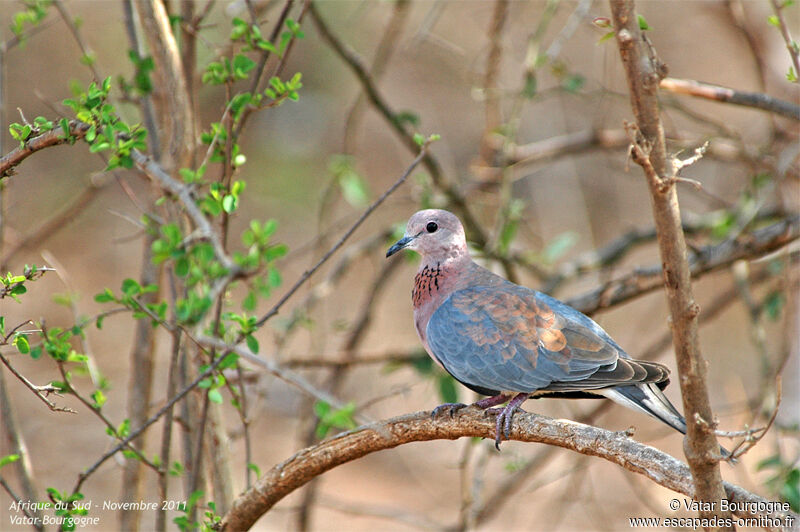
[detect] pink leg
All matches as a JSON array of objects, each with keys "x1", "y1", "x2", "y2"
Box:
[
  {"x1": 493, "y1": 392, "x2": 529, "y2": 450},
  {"x1": 431, "y1": 393, "x2": 511, "y2": 418}
]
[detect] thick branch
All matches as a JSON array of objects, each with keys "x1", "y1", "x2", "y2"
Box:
[
  {"x1": 133, "y1": 0, "x2": 193, "y2": 170},
  {"x1": 611, "y1": 0, "x2": 732, "y2": 526},
  {"x1": 217, "y1": 409, "x2": 797, "y2": 531},
  {"x1": 660, "y1": 78, "x2": 800, "y2": 121}
]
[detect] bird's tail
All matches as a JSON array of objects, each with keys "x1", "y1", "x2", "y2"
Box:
[{"x1": 600, "y1": 384, "x2": 735, "y2": 462}]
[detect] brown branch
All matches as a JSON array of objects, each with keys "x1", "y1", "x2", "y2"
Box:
[
  {"x1": 660, "y1": 78, "x2": 800, "y2": 121},
  {"x1": 611, "y1": 0, "x2": 732, "y2": 526},
  {"x1": 566, "y1": 216, "x2": 800, "y2": 315},
  {"x1": 133, "y1": 0, "x2": 194, "y2": 171},
  {"x1": 255, "y1": 144, "x2": 428, "y2": 328},
  {"x1": 0, "y1": 120, "x2": 90, "y2": 179},
  {"x1": 217, "y1": 409, "x2": 798, "y2": 531}
]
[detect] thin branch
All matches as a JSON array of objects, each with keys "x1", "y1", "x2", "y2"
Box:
[
  {"x1": 565, "y1": 217, "x2": 800, "y2": 315},
  {"x1": 660, "y1": 78, "x2": 800, "y2": 121},
  {"x1": 769, "y1": 0, "x2": 800, "y2": 82},
  {"x1": 217, "y1": 409, "x2": 798, "y2": 531},
  {"x1": 0, "y1": 120, "x2": 91, "y2": 178},
  {"x1": 255, "y1": 144, "x2": 429, "y2": 328},
  {"x1": 53, "y1": 0, "x2": 102, "y2": 83},
  {"x1": 195, "y1": 336, "x2": 363, "y2": 418},
  {"x1": 0, "y1": 351, "x2": 74, "y2": 414},
  {"x1": 308, "y1": 2, "x2": 493, "y2": 254}
]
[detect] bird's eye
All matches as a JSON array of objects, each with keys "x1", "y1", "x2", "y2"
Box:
[{"x1": 426, "y1": 222, "x2": 438, "y2": 233}]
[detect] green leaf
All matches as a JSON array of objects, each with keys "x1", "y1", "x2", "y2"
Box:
[
  {"x1": 222, "y1": 194, "x2": 237, "y2": 213},
  {"x1": 91, "y1": 389, "x2": 106, "y2": 409},
  {"x1": 208, "y1": 388, "x2": 223, "y2": 404},
  {"x1": 637, "y1": 14, "x2": 650, "y2": 30},
  {"x1": 0, "y1": 454, "x2": 20, "y2": 469},
  {"x1": 597, "y1": 30, "x2": 616, "y2": 44},
  {"x1": 245, "y1": 334, "x2": 259, "y2": 354},
  {"x1": 247, "y1": 462, "x2": 261, "y2": 478},
  {"x1": 767, "y1": 14, "x2": 780, "y2": 27},
  {"x1": 13, "y1": 334, "x2": 30, "y2": 354},
  {"x1": 94, "y1": 288, "x2": 115, "y2": 303},
  {"x1": 121, "y1": 278, "x2": 141, "y2": 295}
]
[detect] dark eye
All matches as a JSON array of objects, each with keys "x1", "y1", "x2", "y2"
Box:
[{"x1": 426, "y1": 221, "x2": 438, "y2": 233}]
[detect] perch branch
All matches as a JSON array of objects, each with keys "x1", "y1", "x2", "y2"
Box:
[{"x1": 217, "y1": 409, "x2": 798, "y2": 531}]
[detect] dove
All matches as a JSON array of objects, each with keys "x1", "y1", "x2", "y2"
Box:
[{"x1": 386, "y1": 209, "x2": 727, "y2": 454}]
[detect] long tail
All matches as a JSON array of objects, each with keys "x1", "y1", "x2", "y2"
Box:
[{"x1": 600, "y1": 383, "x2": 735, "y2": 462}]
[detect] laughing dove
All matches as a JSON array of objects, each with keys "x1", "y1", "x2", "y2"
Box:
[{"x1": 386, "y1": 209, "x2": 714, "y2": 452}]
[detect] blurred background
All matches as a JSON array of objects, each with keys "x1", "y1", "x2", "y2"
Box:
[{"x1": 1, "y1": 0, "x2": 798, "y2": 530}]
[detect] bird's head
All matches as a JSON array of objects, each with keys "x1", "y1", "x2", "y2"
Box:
[{"x1": 386, "y1": 209, "x2": 469, "y2": 263}]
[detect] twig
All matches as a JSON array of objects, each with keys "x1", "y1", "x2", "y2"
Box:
[
  {"x1": 53, "y1": 0, "x2": 102, "y2": 83},
  {"x1": 660, "y1": 78, "x2": 800, "y2": 121},
  {"x1": 308, "y1": 2, "x2": 493, "y2": 254},
  {"x1": 194, "y1": 336, "x2": 364, "y2": 419},
  {"x1": 0, "y1": 351, "x2": 74, "y2": 413},
  {"x1": 769, "y1": 0, "x2": 800, "y2": 83},
  {"x1": 565, "y1": 218, "x2": 800, "y2": 315},
  {"x1": 217, "y1": 409, "x2": 798, "y2": 531},
  {"x1": 71, "y1": 343, "x2": 233, "y2": 494},
  {"x1": 0, "y1": 120, "x2": 91, "y2": 178},
  {"x1": 255, "y1": 144, "x2": 428, "y2": 328},
  {"x1": 0, "y1": 370, "x2": 44, "y2": 530}
]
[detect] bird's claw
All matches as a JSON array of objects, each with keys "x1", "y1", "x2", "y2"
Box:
[{"x1": 431, "y1": 402, "x2": 468, "y2": 418}]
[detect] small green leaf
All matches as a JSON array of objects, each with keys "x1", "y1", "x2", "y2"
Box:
[
  {"x1": 637, "y1": 14, "x2": 650, "y2": 30},
  {"x1": 767, "y1": 14, "x2": 780, "y2": 27},
  {"x1": 208, "y1": 388, "x2": 223, "y2": 404},
  {"x1": 598, "y1": 30, "x2": 616, "y2": 44},
  {"x1": 0, "y1": 454, "x2": 20, "y2": 469},
  {"x1": 247, "y1": 462, "x2": 261, "y2": 478},
  {"x1": 13, "y1": 334, "x2": 30, "y2": 354},
  {"x1": 245, "y1": 334, "x2": 259, "y2": 354}
]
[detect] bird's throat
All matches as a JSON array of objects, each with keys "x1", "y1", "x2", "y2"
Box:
[{"x1": 413, "y1": 262, "x2": 443, "y2": 309}]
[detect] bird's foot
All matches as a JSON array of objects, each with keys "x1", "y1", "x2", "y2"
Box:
[
  {"x1": 431, "y1": 403, "x2": 468, "y2": 418},
  {"x1": 491, "y1": 393, "x2": 529, "y2": 450}
]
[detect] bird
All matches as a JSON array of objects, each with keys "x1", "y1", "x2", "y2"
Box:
[{"x1": 386, "y1": 208, "x2": 729, "y2": 455}]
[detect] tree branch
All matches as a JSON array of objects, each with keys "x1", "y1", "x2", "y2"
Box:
[
  {"x1": 611, "y1": 0, "x2": 732, "y2": 526},
  {"x1": 0, "y1": 120, "x2": 90, "y2": 179},
  {"x1": 565, "y1": 216, "x2": 799, "y2": 315},
  {"x1": 217, "y1": 409, "x2": 798, "y2": 531},
  {"x1": 660, "y1": 78, "x2": 800, "y2": 121}
]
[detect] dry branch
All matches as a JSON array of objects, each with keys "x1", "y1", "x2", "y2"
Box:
[
  {"x1": 566, "y1": 215, "x2": 799, "y2": 314},
  {"x1": 217, "y1": 409, "x2": 798, "y2": 531},
  {"x1": 660, "y1": 78, "x2": 800, "y2": 121}
]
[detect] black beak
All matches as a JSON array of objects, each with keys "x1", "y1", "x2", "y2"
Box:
[{"x1": 386, "y1": 236, "x2": 414, "y2": 258}]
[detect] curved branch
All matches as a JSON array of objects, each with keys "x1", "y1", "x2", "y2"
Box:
[
  {"x1": 218, "y1": 409, "x2": 797, "y2": 531},
  {"x1": 0, "y1": 120, "x2": 90, "y2": 179}
]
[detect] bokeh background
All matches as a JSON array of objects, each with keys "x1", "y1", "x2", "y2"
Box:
[{"x1": 1, "y1": 0, "x2": 798, "y2": 530}]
